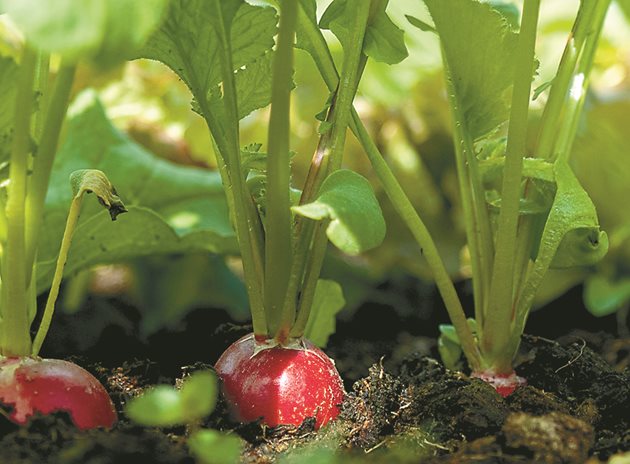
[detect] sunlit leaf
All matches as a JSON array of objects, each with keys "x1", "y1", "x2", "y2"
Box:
[
  {"x1": 138, "y1": 0, "x2": 277, "y2": 120},
  {"x1": 518, "y1": 162, "x2": 608, "y2": 313},
  {"x1": 423, "y1": 0, "x2": 519, "y2": 138}
]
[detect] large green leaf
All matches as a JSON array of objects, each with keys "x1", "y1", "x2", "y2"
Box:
[
  {"x1": 36, "y1": 91, "x2": 236, "y2": 292},
  {"x1": 131, "y1": 254, "x2": 249, "y2": 337},
  {"x1": 422, "y1": 0, "x2": 519, "y2": 139},
  {"x1": 304, "y1": 279, "x2": 345, "y2": 347},
  {"x1": 206, "y1": 51, "x2": 277, "y2": 121},
  {"x1": 292, "y1": 169, "x2": 386, "y2": 255},
  {"x1": 138, "y1": 0, "x2": 277, "y2": 119},
  {"x1": 320, "y1": 0, "x2": 408, "y2": 64},
  {"x1": 2, "y1": 0, "x2": 169, "y2": 66}
]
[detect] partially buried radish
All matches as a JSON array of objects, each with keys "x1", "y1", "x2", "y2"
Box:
[
  {"x1": 215, "y1": 334, "x2": 345, "y2": 429},
  {"x1": 0, "y1": 357, "x2": 117, "y2": 429}
]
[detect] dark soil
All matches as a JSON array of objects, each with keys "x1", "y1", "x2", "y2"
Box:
[{"x1": 0, "y1": 284, "x2": 629, "y2": 463}]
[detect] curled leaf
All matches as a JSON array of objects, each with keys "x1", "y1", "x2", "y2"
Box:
[
  {"x1": 69, "y1": 169, "x2": 127, "y2": 220},
  {"x1": 516, "y1": 162, "x2": 608, "y2": 321}
]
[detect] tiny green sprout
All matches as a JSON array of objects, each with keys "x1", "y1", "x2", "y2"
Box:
[
  {"x1": 126, "y1": 370, "x2": 217, "y2": 427},
  {"x1": 188, "y1": 429, "x2": 242, "y2": 464},
  {"x1": 126, "y1": 370, "x2": 242, "y2": 464}
]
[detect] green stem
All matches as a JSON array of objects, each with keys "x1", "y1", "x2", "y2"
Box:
[
  {"x1": 290, "y1": 1, "x2": 371, "y2": 336},
  {"x1": 1, "y1": 47, "x2": 37, "y2": 357},
  {"x1": 32, "y1": 194, "x2": 81, "y2": 356},
  {"x1": 553, "y1": 2, "x2": 610, "y2": 164},
  {"x1": 481, "y1": 0, "x2": 540, "y2": 373},
  {"x1": 292, "y1": 2, "x2": 481, "y2": 368},
  {"x1": 442, "y1": 59, "x2": 492, "y2": 330},
  {"x1": 25, "y1": 64, "x2": 76, "y2": 283},
  {"x1": 266, "y1": 0, "x2": 298, "y2": 341},
  {"x1": 210, "y1": 2, "x2": 267, "y2": 338},
  {"x1": 536, "y1": 1, "x2": 598, "y2": 160},
  {"x1": 290, "y1": 224, "x2": 328, "y2": 338},
  {"x1": 33, "y1": 52, "x2": 50, "y2": 140}
]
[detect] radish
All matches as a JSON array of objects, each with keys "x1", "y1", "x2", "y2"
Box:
[
  {"x1": 0, "y1": 357, "x2": 117, "y2": 429},
  {"x1": 215, "y1": 334, "x2": 345, "y2": 429}
]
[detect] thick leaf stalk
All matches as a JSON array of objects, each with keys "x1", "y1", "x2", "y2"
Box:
[
  {"x1": 1, "y1": 47, "x2": 37, "y2": 357},
  {"x1": 265, "y1": 0, "x2": 298, "y2": 340}
]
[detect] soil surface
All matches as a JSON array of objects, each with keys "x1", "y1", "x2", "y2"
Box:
[{"x1": 0, "y1": 285, "x2": 629, "y2": 463}]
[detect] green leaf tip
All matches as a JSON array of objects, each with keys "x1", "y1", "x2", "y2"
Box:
[{"x1": 69, "y1": 169, "x2": 127, "y2": 221}]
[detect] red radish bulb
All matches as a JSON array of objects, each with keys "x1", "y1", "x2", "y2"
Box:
[
  {"x1": 215, "y1": 334, "x2": 345, "y2": 429},
  {"x1": 471, "y1": 369, "x2": 526, "y2": 397},
  {"x1": 0, "y1": 357, "x2": 117, "y2": 429}
]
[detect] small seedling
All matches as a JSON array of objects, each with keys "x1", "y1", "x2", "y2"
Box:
[{"x1": 126, "y1": 370, "x2": 242, "y2": 464}]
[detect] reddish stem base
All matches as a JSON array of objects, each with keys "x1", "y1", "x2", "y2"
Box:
[{"x1": 471, "y1": 369, "x2": 527, "y2": 397}]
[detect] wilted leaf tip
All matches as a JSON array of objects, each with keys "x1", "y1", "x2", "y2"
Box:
[{"x1": 69, "y1": 169, "x2": 128, "y2": 221}]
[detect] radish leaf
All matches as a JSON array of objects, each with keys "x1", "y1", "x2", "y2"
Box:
[
  {"x1": 138, "y1": 0, "x2": 277, "y2": 120},
  {"x1": 292, "y1": 169, "x2": 386, "y2": 255},
  {"x1": 423, "y1": 0, "x2": 519, "y2": 139},
  {"x1": 304, "y1": 279, "x2": 345, "y2": 347},
  {"x1": 320, "y1": 0, "x2": 408, "y2": 64},
  {"x1": 69, "y1": 169, "x2": 127, "y2": 220},
  {"x1": 516, "y1": 162, "x2": 608, "y2": 319}
]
